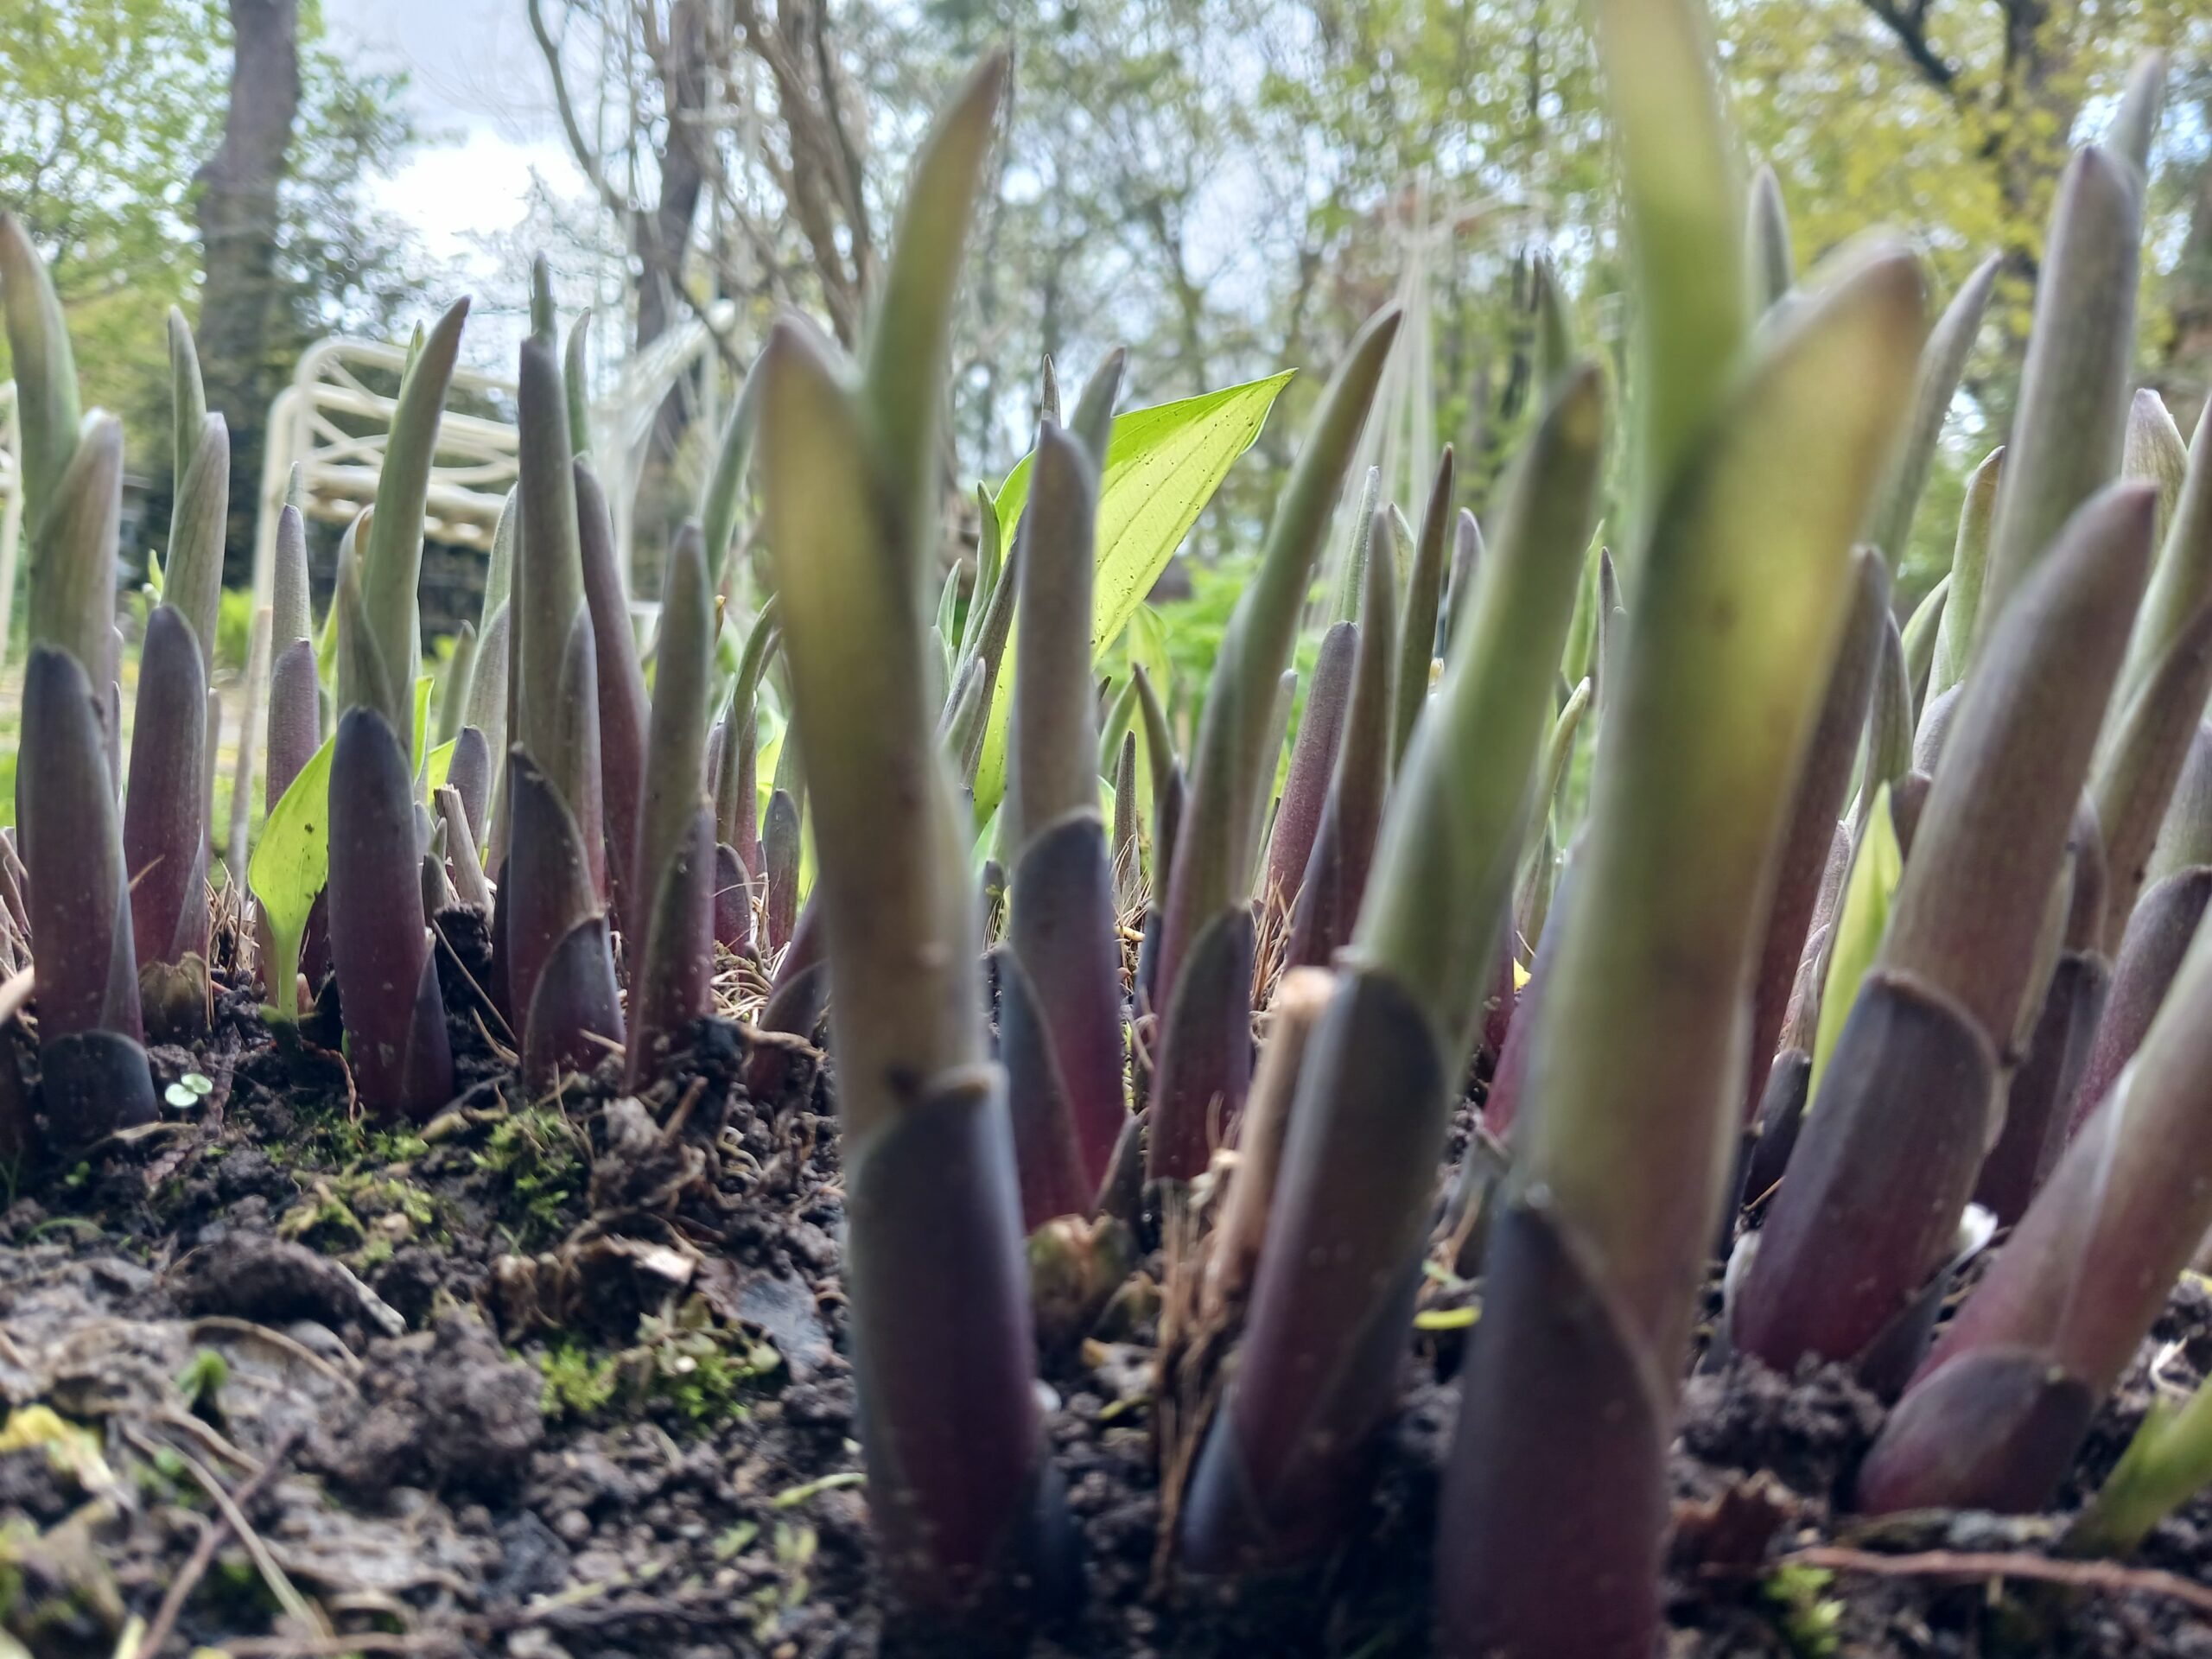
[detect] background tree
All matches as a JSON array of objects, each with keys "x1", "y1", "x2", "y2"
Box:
[
  {"x1": 1, "y1": 0, "x2": 424, "y2": 580},
  {"x1": 194, "y1": 0, "x2": 302, "y2": 564}
]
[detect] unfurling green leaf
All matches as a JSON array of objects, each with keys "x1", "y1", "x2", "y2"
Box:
[
  {"x1": 972, "y1": 369, "x2": 1296, "y2": 819},
  {"x1": 251, "y1": 734, "x2": 337, "y2": 1022},
  {"x1": 1808, "y1": 786, "x2": 1902, "y2": 1109}
]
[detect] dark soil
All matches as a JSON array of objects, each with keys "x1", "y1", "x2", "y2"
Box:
[{"x1": 5, "y1": 954, "x2": 2212, "y2": 1657}]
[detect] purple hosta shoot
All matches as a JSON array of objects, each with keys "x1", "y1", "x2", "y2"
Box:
[
  {"x1": 1444, "y1": 226, "x2": 1925, "y2": 1658},
  {"x1": 762, "y1": 790, "x2": 801, "y2": 953},
  {"x1": 0, "y1": 213, "x2": 88, "y2": 589},
  {"x1": 359, "y1": 299, "x2": 468, "y2": 747},
  {"x1": 1391, "y1": 448, "x2": 1453, "y2": 772},
  {"x1": 321, "y1": 296, "x2": 468, "y2": 1118},
  {"x1": 256, "y1": 511, "x2": 331, "y2": 1008},
  {"x1": 950, "y1": 510, "x2": 1023, "y2": 793},
  {"x1": 2123, "y1": 388, "x2": 2188, "y2": 549},
  {"x1": 576, "y1": 456, "x2": 649, "y2": 939},
  {"x1": 422, "y1": 819, "x2": 460, "y2": 917},
  {"x1": 1326, "y1": 466, "x2": 1382, "y2": 626},
  {"x1": 1899, "y1": 573, "x2": 1949, "y2": 721},
  {"x1": 1285, "y1": 507, "x2": 1397, "y2": 968},
  {"x1": 1734, "y1": 484, "x2": 2156, "y2": 1377},
  {"x1": 1739, "y1": 825, "x2": 1851, "y2": 1211},
  {"x1": 715, "y1": 598, "x2": 782, "y2": 880},
  {"x1": 162, "y1": 335, "x2": 226, "y2": 668},
  {"x1": 2094, "y1": 380, "x2": 2212, "y2": 941},
  {"x1": 1128, "y1": 663, "x2": 1184, "y2": 1016},
  {"x1": 1147, "y1": 305, "x2": 1400, "y2": 1181},
  {"x1": 446, "y1": 727, "x2": 493, "y2": 854},
  {"x1": 503, "y1": 261, "x2": 623, "y2": 1085},
  {"x1": 461, "y1": 492, "x2": 517, "y2": 845},
  {"x1": 753, "y1": 55, "x2": 1072, "y2": 1621},
  {"x1": 1244, "y1": 669, "x2": 1300, "y2": 896},
  {"x1": 2124, "y1": 393, "x2": 2212, "y2": 730},
  {"x1": 1858, "y1": 846, "x2": 2212, "y2": 1515},
  {"x1": 702, "y1": 352, "x2": 766, "y2": 600},
  {"x1": 2069, "y1": 862, "x2": 2212, "y2": 1142},
  {"x1": 1001, "y1": 423, "x2": 1128, "y2": 1221},
  {"x1": 1066, "y1": 347, "x2": 1125, "y2": 474},
  {"x1": 1097, "y1": 676, "x2": 1141, "y2": 787},
  {"x1": 124, "y1": 607, "x2": 210, "y2": 1031},
  {"x1": 136, "y1": 317, "x2": 221, "y2": 978},
  {"x1": 1970, "y1": 800, "x2": 2111, "y2": 1224},
  {"x1": 1744, "y1": 549, "x2": 1886, "y2": 1120},
  {"x1": 326, "y1": 705, "x2": 454, "y2": 1122},
  {"x1": 1853, "y1": 604, "x2": 1914, "y2": 847},
  {"x1": 1925, "y1": 448, "x2": 2004, "y2": 715},
  {"x1": 1964, "y1": 147, "x2": 2145, "y2": 666},
  {"x1": 711, "y1": 601, "x2": 781, "y2": 959},
  {"x1": 711, "y1": 843, "x2": 754, "y2": 963},
  {"x1": 328, "y1": 545, "x2": 451, "y2": 1096},
  {"x1": 1131, "y1": 664, "x2": 1183, "y2": 912},
  {"x1": 2148, "y1": 722, "x2": 2212, "y2": 888},
  {"x1": 2089, "y1": 594, "x2": 2212, "y2": 949},
  {"x1": 1, "y1": 214, "x2": 158, "y2": 1147},
  {"x1": 1440, "y1": 508, "x2": 1482, "y2": 658},
  {"x1": 1260, "y1": 620, "x2": 1354, "y2": 919},
  {"x1": 1181, "y1": 364, "x2": 1601, "y2": 1573},
  {"x1": 1866, "y1": 255, "x2": 2001, "y2": 575},
  {"x1": 627, "y1": 526, "x2": 717, "y2": 1086},
  {"x1": 20, "y1": 647, "x2": 157, "y2": 1145},
  {"x1": 760, "y1": 892, "x2": 828, "y2": 1042}
]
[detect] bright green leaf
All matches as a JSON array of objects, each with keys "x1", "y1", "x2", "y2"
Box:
[
  {"x1": 1808, "y1": 785, "x2": 1903, "y2": 1108},
  {"x1": 423, "y1": 738, "x2": 457, "y2": 801},
  {"x1": 971, "y1": 369, "x2": 1294, "y2": 819},
  {"x1": 250, "y1": 734, "x2": 336, "y2": 1023}
]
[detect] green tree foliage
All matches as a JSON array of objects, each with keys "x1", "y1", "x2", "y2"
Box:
[{"x1": 0, "y1": 0, "x2": 424, "y2": 480}]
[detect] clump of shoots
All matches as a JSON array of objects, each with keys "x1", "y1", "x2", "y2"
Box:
[
  {"x1": 1147, "y1": 307, "x2": 1401, "y2": 1180},
  {"x1": 1437, "y1": 1, "x2": 1927, "y2": 1630},
  {"x1": 749, "y1": 54, "x2": 1071, "y2": 1623},
  {"x1": 0, "y1": 212, "x2": 159, "y2": 1147},
  {"x1": 1000, "y1": 405, "x2": 1129, "y2": 1229},
  {"x1": 626, "y1": 526, "x2": 717, "y2": 1086},
  {"x1": 1183, "y1": 362, "x2": 1602, "y2": 1571},
  {"x1": 500, "y1": 263, "x2": 623, "y2": 1087},
  {"x1": 324, "y1": 296, "x2": 468, "y2": 1121}
]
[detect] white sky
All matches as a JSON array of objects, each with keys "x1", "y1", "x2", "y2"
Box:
[{"x1": 323, "y1": 0, "x2": 573, "y2": 276}]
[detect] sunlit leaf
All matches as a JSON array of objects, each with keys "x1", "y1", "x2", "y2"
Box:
[
  {"x1": 249, "y1": 733, "x2": 336, "y2": 1022},
  {"x1": 1808, "y1": 785, "x2": 1903, "y2": 1107},
  {"x1": 423, "y1": 737, "x2": 457, "y2": 801},
  {"x1": 972, "y1": 369, "x2": 1294, "y2": 817}
]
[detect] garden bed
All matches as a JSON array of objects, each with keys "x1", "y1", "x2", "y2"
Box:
[{"x1": 2, "y1": 938, "x2": 2209, "y2": 1659}]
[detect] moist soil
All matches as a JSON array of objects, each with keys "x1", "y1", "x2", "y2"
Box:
[{"x1": 6, "y1": 940, "x2": 2212, "y2": 1657}]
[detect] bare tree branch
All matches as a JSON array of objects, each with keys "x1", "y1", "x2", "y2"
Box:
[
  {"x1": 1857, "y1": 0, "x2": 1963, "y2": 93},
  {"x1": 527, "y1": 0, "x2": 637, "y2": 224}
]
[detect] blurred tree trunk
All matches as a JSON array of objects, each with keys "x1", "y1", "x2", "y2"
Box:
[
  {"x1": 639, "y1": 0, "x2": 710, "y2": 451},
  {"x1": 194, "y1": 0, "x2": 302, "y2": 583}
]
